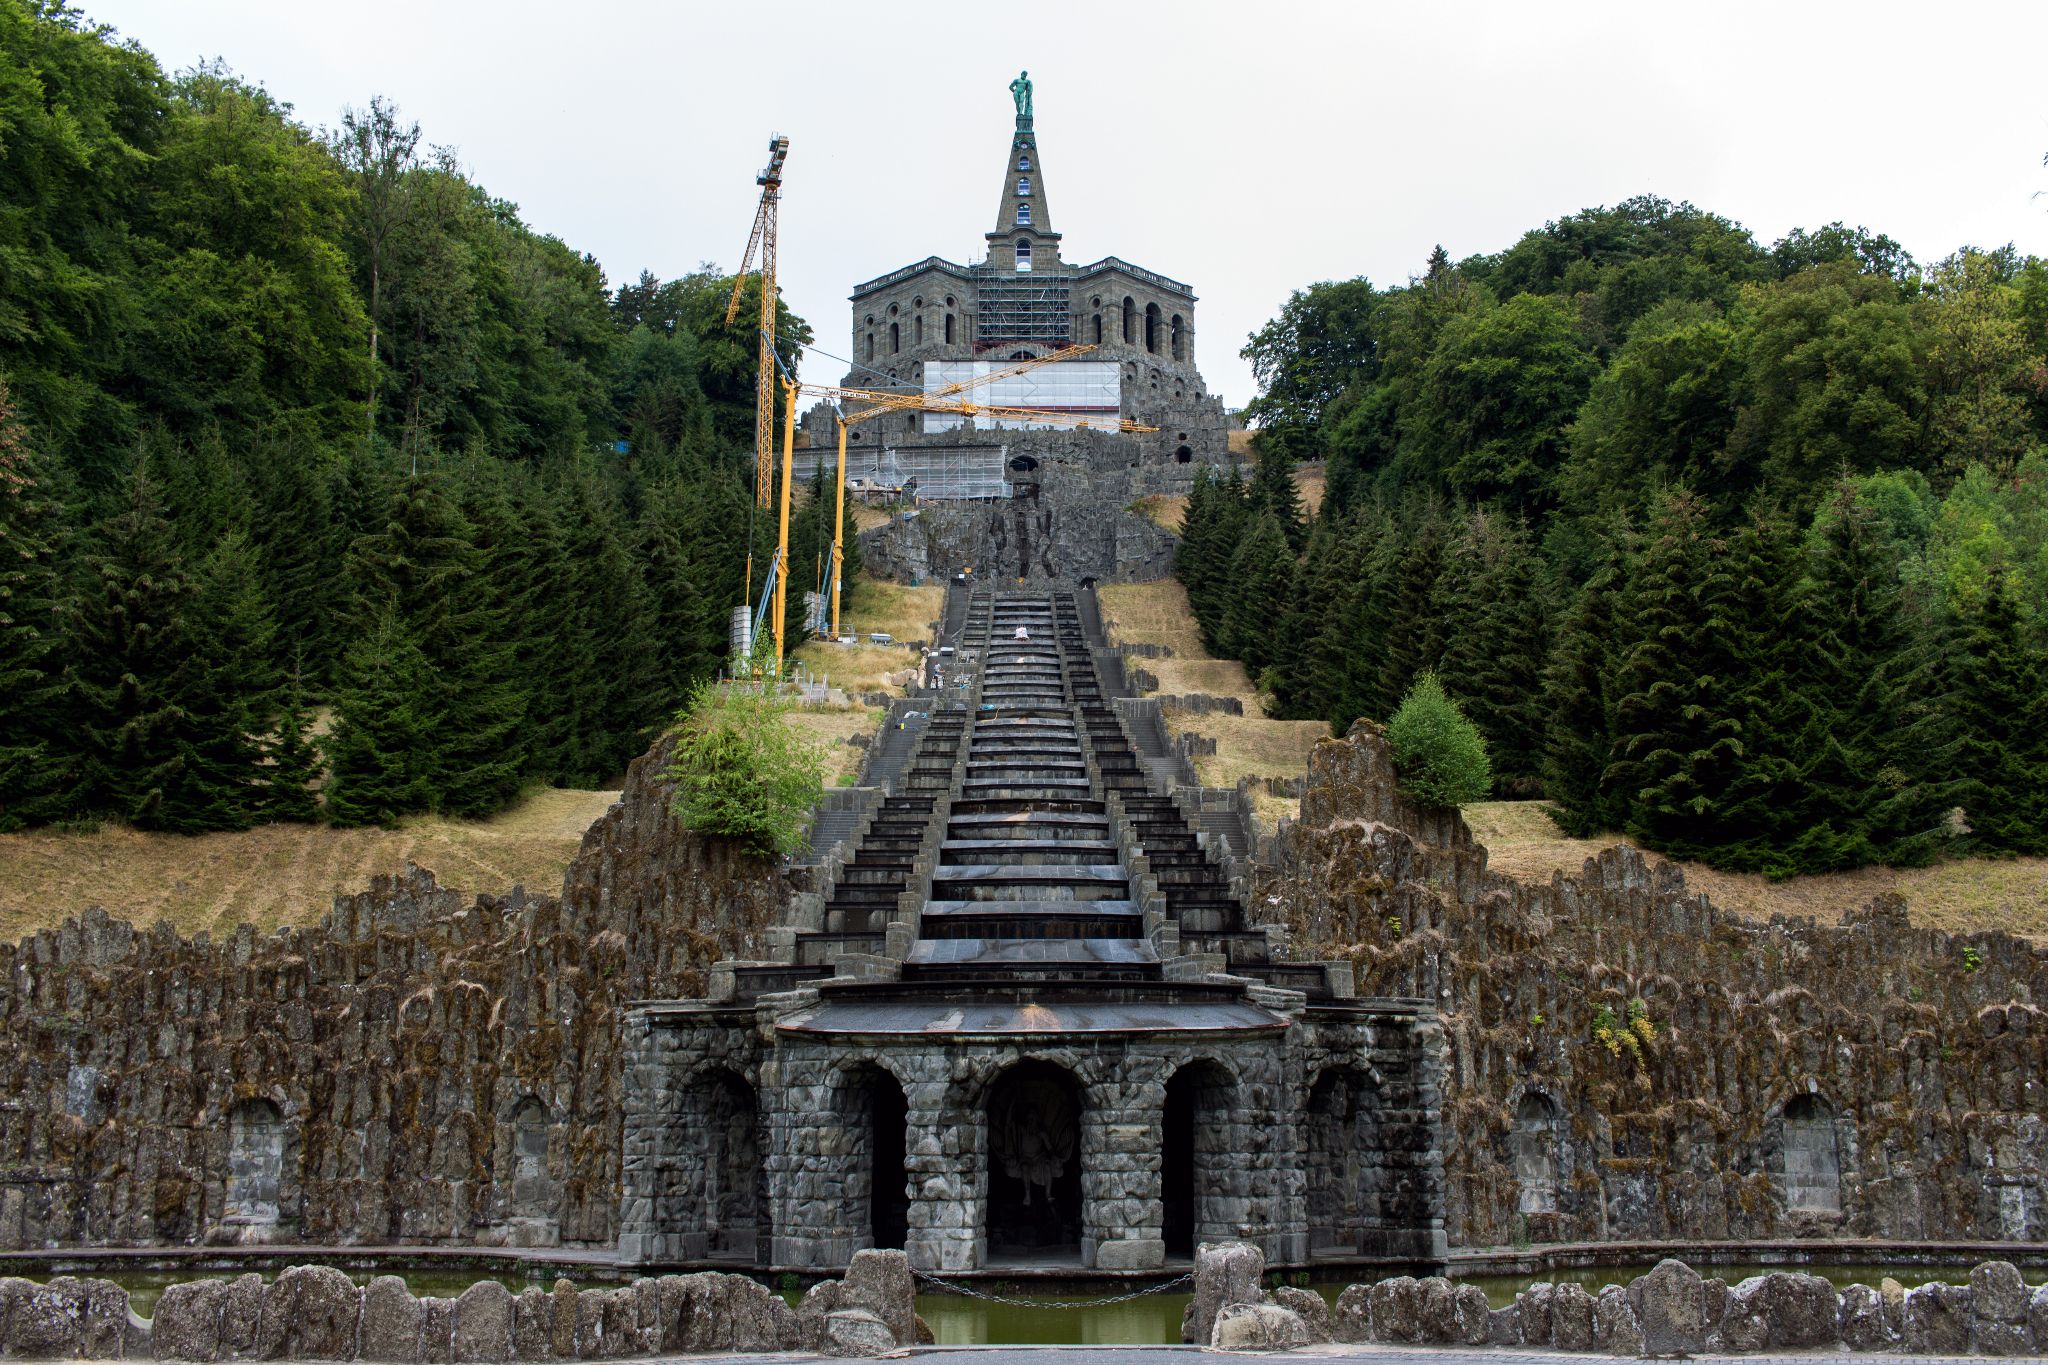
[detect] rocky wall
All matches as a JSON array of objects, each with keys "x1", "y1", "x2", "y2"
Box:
[
  {"x1": 0, "y1": 740, "x2": 795, "y2": 1251},
  {"x1": 1254, "y1": 723, "x2": 2048, "y2": 1248}
]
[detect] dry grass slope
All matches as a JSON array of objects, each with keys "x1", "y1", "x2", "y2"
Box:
[{"x1": 0, "y1": 788, "x2": 619, "y2": 944}]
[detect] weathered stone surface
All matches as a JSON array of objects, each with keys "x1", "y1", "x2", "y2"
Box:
[
  {"x1": 821, "y1": 1309, "x2": 894, "y2": 1359},
  {"x1": 1593, "y1": 1284, "x2": 1643, "y2": 1356},
  {"x1": 1416, "y1": 1276, "x2": 1459, "y2": 1343},
  {"x1": 79, "y1": 1278, "x2": 131, "y2": 1359},
  {"x1": 1905, "y1": 1282, "x2": 1973, "y2": 1354},
  {"x1": 545, "y1": 1281, "x2": 577, "y2": 1360},
  {"x1": 1183, "y1": 1241, "x2": 1264, "y2": 1345},
  {"x1": 1451, "y1": 1284, "x2": 1489, "y2": 1345},
  {"x1": 151, "y1": 1280, "x2": 226, "y2": 1362},
  {"x1": 1367, "y1": 1276, "x2": 1423, "y2": 1344},
  {"x1": 1550, "y1": 1282, "x2": 1595, "y2": 1352},
  {"x1": 660, "y1": 1273, "x2": 798, "y2": 1354},
  {"x1": 1268, "y1": 1287, "x2": 1328, "y2": 1343},
  {"x1": 1735, "y1": 1270, "x2": 1839, "y2": 1348},
  {"x1": 359, "y1": 1277, "x2": 422, "y2": 1363},
  {"x1": 417, "y1": 1299, "x2": 455, "y2": 1365},
  {"x1": 1634, "y1": 1257, "x2": 1705, "y2": 1355},
  {"x1": 1211, "y1": 1303, "x2": 1312, "y2": 1351},
  {"x1": 1486, "y1": 1304, "x2": 1520, "y2": 1346},
  {"x1": 840, "y1": 1249, "x2": 916, "y2": 1347},
  {"x1": 1971, "y1": 1261, "x2": 2030, "y2": 1323},
  {"x1": 1330, "y1": 1285, "x2": 1371, "y2": 1344},
  {"x1": 1515, "y1": 1282, "x2": 1553, "y2": 1345},
  {"x1": 216, "y1": 1275, "x2": 264, "y2": 1360},
  {"x1": 2029, "y1": 1286, "x2": 2048, "y2": 1356},
  {"x1": 452, "y1": 1281, "x2": 513, "y2": 1363},
  {"x1": 8, "y1": 1276, "x2": 87, "y2": 1359},
  {"x1": 509, "y1": 1288, "x2": 553, "y2": 1362},
  {"x1": 259, "y1": 1265, "x2": 360, "y2": 1361},
  {"x1": 1840, "y1": 1282, "x2": 1897, "y2": 1351}
]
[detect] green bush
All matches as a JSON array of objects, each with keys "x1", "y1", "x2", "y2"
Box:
[
  {"x1": 664, "y1": 680, "x2": 825, "y2": 857},
  {"x1": 1386, "y1": 671, "x2": 1492, "y2": 809}
]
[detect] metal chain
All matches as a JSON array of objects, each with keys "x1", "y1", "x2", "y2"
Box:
[{"x1": 911, "y1": 1268, "x2": 1193, "y2": 1309}]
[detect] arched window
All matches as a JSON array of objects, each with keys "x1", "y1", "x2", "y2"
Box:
[
  {"x1": 1017, "y1": 177, "x2": 1032, "y2": 196},
  {"x1": 1092, "y1": 314, "x2": 1102, "y2": 344},
  {"x1": 1015, "y1": 239, "x2": 1032, "y2": 273},
  {"x1": 1017, "y1": 153, "x2": 1031, "y2": 171},
  {"x1": 1170, "y1": 314, "x2": 1185, "y2": 361},
  {"x1": 914, "y1": 314, "x2": 924, "y2": 346},
  {"x1": 1145, "y1": 302, "x2": 1162, "y2": 354},
  {"x1": 890, "y1": 322, "x2": 899, "y2": 354},
  {"x1": 1162, "y1": 1060, "x2": 1237, "y2": 1257},
  {"x1": 1121, "y1": 296, "x2": 1134, "y2": 343},
  {"x1": 1015, "y1": 203, "x2": 1031, "y2": 226},
  {"x1": 944, "y1": 314, "x2": 955, "y2": 344},
  {"x1": 865, "y1": 332, "x2": 874, "y2": 361}
]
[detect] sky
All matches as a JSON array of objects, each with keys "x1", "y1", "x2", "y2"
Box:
[{"x1": 83, "y1": 0, "x2": 2048, "y2": 411}]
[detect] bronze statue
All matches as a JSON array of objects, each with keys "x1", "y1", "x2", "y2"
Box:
[{"x1": 1009, "y1": 70, "x2": 1032, "y2": 120}]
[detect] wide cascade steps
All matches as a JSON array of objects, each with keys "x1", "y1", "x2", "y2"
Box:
[{"x1": 745, "y1": 586, "x2": 1334, "y2": 1002}]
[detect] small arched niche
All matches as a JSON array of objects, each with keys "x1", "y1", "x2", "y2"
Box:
[
  {"x1": 985, "y1": 1060, "x2": 1083, "y2": 1262},
  {"x1": 1513, "y1": 1091, "x2": 1563, "y2": 1214},
  {"x1": 225, "y1": 1098, "x2": 285, "y2": 1228},
  {"x1": 1780, "y1": 1094, "x2": 1843, "y2": 1212}
]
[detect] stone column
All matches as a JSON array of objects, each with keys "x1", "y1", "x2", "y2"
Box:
[
  {"x1": 902, "y1": 1075, "x2": 978, "y2": 1272},
  {"x1": 1086, "y1": 1072, "x2": 1165, "y2": 1270}
]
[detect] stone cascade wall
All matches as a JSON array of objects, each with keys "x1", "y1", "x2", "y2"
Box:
[
  {"x1": 0, "y1": 742, "x2": 797, "y2": 1251},
  {"x1": 0, "y1": 1250, "x2": 922, "y2": 1361},
  {"x1": 1253, "y1": 723, "x2": 2048, "y2": 1248}
]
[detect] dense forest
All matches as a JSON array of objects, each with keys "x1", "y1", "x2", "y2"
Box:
[
  {"x1": 1185, "y1": 200, "x2": 2048, "y2": 875},
  {"x1": 0, "y1": 1, "x2": 858, "y2": 833}
]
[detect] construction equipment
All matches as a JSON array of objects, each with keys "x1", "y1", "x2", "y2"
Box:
[{"x1": 724, "y1": 135, "x2": 789, "y2": 512}]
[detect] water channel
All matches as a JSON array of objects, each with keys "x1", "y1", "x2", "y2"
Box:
[{"x1": 14, "y1": 1262, "x2": 2045, "y2": 1346}]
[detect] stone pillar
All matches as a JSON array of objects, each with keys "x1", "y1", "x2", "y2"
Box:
[
  {"x1": 1089, "y1": 1072, "x2": 1165, "y2": 1270},
  {"x1": 615, "y1": 1011, "x2": 663, "y2": 1264},
  {"x1": 903, "y1": 1077, "x2": 978, "y2": 1272}
]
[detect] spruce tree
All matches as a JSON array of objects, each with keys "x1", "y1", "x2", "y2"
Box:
[
  {"x1": 1220, "y1": 509, "x2": 1296, "y2": 673},
  {"x1": 557, "y1": 460, "x2": 659, "y2": 783},
  {"x1": 1439, "y1": 512, "x2": 1550, "y2": 794},
  {"x1": 1372, "y1": 499, "x2": 1448, "y2": 717},
  {"x1": 245, "y1": 434, "x2": 343, "y2": 687},
  {"x1": 1605, "y1": 488, "x2": 1746, "y2": 860},
  {"x1": 260, "y1": 653, "x2": 324, "y2": 823},
  {"x1": 1706, "y1": 503, "x2": 1807, "y2": 874},
  {"x1": 1247, "y1": 441, "x2": 1305, "y2": 550},
  {"x1": 324, "y1": 603, "x2": 437, "y2": 827},
  {"x1": 1946, "y1": 565, "x2": 2048, "y2": 854},
  {"x1": 0, "y1": 380, "x2": 74, "y2": 829},
  {"x1": 1540, "y1": 530, "x2": 1626, "y2": 836},
  {"x1": 159, "y1": 531, "x2": 283, "y2": 832}
]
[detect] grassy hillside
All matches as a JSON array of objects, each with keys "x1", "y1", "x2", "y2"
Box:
[{"x1": 0, "y1": 788, "x2": 618, "y2": 944}]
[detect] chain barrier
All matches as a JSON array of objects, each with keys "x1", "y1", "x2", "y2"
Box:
[{"x1": 910, "y1": 1268, "x2": 1193, "y2": 1309}]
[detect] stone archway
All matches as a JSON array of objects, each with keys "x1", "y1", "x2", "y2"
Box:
[
  {"x1": 1162, "y1": 1059, "x2": 1236, "y2": 1258},
  {"x1": 839, "y1": 1063, "x2": 910, "y2": 1251},
  {"x1": 1780, "y1": 1094, "x2": 1843, "y2": 1212},
  {"x1": 677, "y1": 1069, "x2": 765, "y2": 1262},
  {"x1": 225, "y1": 1098, "x2": 285, "y2": 1229},
  {"x1": 1513, "y1": 1091, "x2": 1563, "y2": 1214},
  {"x1": 985, "y1": 1060, "x2": 1083, "y2": 1262}
]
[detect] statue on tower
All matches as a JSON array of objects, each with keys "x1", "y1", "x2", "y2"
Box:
[{"x1": 1009, "y1": 70, "x2": 1033, "y2": 121}]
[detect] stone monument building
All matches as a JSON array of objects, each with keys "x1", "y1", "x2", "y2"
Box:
[{"x1": 815, "y1": 78, "x2": 1231, "y2": 584}]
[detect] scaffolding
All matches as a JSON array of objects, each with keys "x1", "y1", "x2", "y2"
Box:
[{"x1": 974, "y1": 264, "x2": 1072, "y2": 353}]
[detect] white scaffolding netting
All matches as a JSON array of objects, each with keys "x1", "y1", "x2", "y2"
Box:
[
  {"x1": 923, "y1": 362, "x2": 1121, "y2": 431},
  {"x1": 852, "y1": 444, "x2": 1009, "y2": 499}
]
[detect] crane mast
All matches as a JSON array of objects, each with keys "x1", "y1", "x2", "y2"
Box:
[{"x1": 724, "y1": 135, "x2": 789, "y2": 511}]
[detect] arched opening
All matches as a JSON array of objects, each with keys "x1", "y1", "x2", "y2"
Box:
[
  {"x1": 890, "y1": 322, "x2": 899, "y2": 354},
  {"x1": 1121, "y1": 296, "x2": 1134, "y2": 344},
  {"x1": 1306, "y1": 1068, "x2": 1374, "y2": 1255},
  {"x1": 865, "y1": 333, "x2": 874, "y2": 362},
  {"x1": 1174, "y1": 445, "x2": 1192, "y2": 464},
  {"x1": 1781, "y1": 1095, "x2": 1842, "y2": 1212},
  {"x1": 1092, "y1": 314, "x2": 1102, "y2": 344},
  {"x1": 1162, "y1": 1060, "x2": 1236, "y2": 1258},
  {"x1": 1017, "y1": 153, "x2": 1031, "y2": 171},
  {"x1": 1016, "y1": 203, "x2": 1032, "y2": 226},
  {"x1": 915, "y1": 315, "x2": 924, "y2": 346},
  {"x1": 225, "y1": 1099, "x2": 285, "y2": 1227},
  {"x1": 985, "y1": 1060, "x2": 1082, "y2": 1262},
  {"x1": 507, "y1": 1096, "x2": 551, "y2": 1217},
  {"x1": 1145, "y1": 303, "x2": 1162, "y2": 354},
  {"x1": 1017, "y1": 176, "x2": 1032, "y2": 196},
  {"x1": 682, "y1": 1070, "x2": 764, "y2": 1262},
  {"x1": 1015, "y1": 239, "x2": 1032, "y2": 273},
  {"x1": 838, "y1": 1065, "x2": 910, "y2": 1251},
  {"x1": 1513, "y1": 1092, "x2": 1562, "y2": 1214},
  {"x1": 1009, "y1": 455, "x2": 1040, "y2": 472},
  {"x1": 1170, "y1": 315, "x2": 1184, "y2": 360},
  {"x1": 944, "y1": 314, "x2": 955, "y2": 344}
]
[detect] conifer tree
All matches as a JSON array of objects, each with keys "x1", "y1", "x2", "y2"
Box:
[
  {"x1": 324, "y1": 603, "x2": 436, "y2": 827},
  {"x1": 557, "y1": 459, "x2": 658, "y2": 783},
  {"x1": 1705, "y1": 503, "x2": 1807, "y2": 873},
  {"x1": 1946, "y1": 565, "x2": 2048, "y2": 854},
  {"x1": 1248, "y1": 440, "x2": 1305, "y2": 550},
  {"x1": 1605, "y1": 488, "x2": 1746, "y2": 860},
  {"x1": 0, "y1": 380, "x2": 73, "y2": 829},
  {"x1": 260, "y1": 653, "x2": 324, "y2": 823},
  {"x1": 1438, "y1": 512, "x2": 1550, "y2": 793},
  {"x1": 245, "y1": 435, "x2": 343, "y2": 687},
  {"x1": 1540, "y1": 530, "x2": 1627, "y2": 836},
  {"x1": 1221, "y1": 509, "x2": 1298, "y2": 680},
  {"x1": 161, "y1": 531, "x2": 283, "y2": 831},
  {"x1": 1372, "y1": 500, "x2": 1448, "y2": 717}
]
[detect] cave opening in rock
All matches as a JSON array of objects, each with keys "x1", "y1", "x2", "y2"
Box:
[
  {"x1": 985, "y1": 1060, "x2": 1083, "y2": 1261},
  {"x1": 1162, "y1": 1059, "x2": 1235, "y2": 1257},
  {"x1": 855, "y1": 1065, "x2": 910, "y2": 1250},
  {"x1": 694, "y1": 1069, "x2": 764, "y2": 1262}
]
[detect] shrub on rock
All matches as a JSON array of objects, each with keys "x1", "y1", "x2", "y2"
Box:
[{"x1": 1386, "y1": 671, "x2": 1492, "y2": 808}]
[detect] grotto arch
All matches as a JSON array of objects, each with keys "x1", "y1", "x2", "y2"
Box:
[
  {"x1": 1162, "y1": 1058, "x2": 1237, "y2": 1258},
  {"x1": 836, "y1": 1061, "x2": 911, "y2": 1251},
  {"x1": 224, "y1": 1098, "x2": 286, "y2": 1229},
  {"x1": 984, "y1": 1059, "x2": 1084, "y2": 1263},
  {"x1": 670, "y1": 1067, "x2": 767, "y2": 1262}
]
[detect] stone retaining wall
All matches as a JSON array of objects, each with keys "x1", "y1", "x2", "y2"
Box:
[
  {"x1": 0, "y1": 1250, "x2": 919, "y2": 1360},
  {"x1": 1256, "y1": 723, "x2": 2048, "y2": 1246}
]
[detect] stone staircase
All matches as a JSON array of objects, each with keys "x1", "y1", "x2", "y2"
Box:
[{"x1": 721, "y1": 584, "x2": 1345, "y2": 1006}]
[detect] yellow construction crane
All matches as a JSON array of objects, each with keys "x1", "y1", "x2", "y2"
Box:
[{"x1": 724, "y1": 134, "x2": 789, "y2": 513}]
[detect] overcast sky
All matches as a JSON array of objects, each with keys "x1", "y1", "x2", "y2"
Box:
[{"x1": 83, "y1": 0, "x2": 2048, "y2": 410}]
